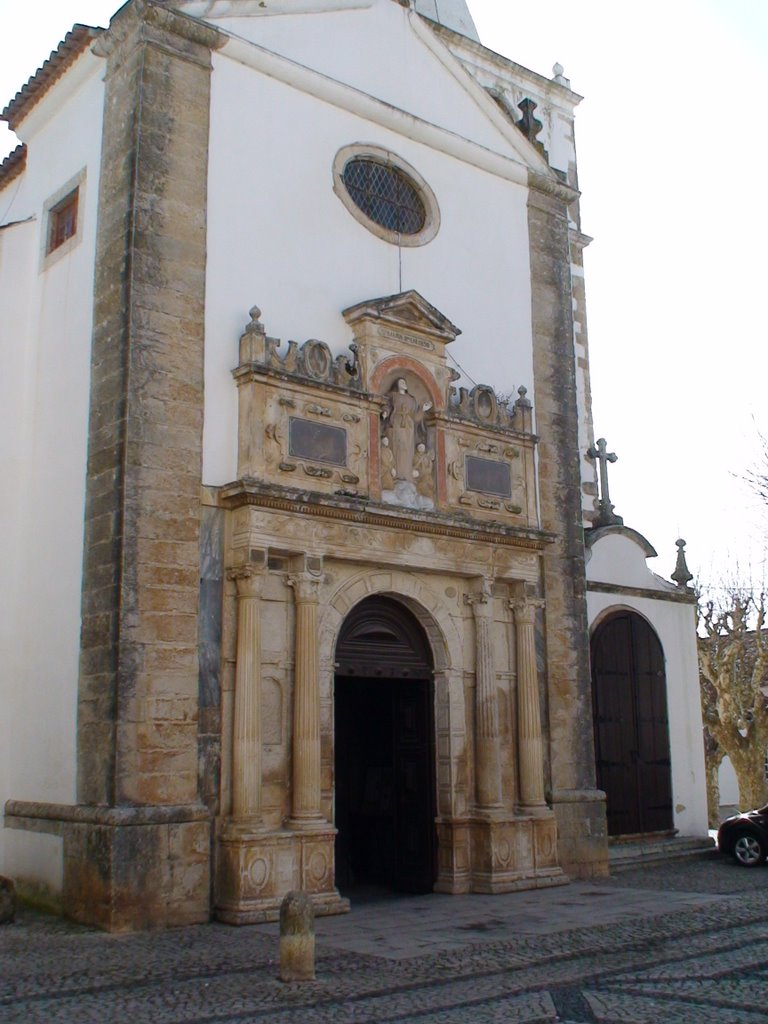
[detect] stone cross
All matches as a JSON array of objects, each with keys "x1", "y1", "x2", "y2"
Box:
[{"x1": 587, "y1": 437, "x2": 623, "y2": 526}]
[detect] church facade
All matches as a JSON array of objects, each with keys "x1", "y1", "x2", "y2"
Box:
[{"x1": 0, "y1": 0, "x2": 708, "y2": 930}]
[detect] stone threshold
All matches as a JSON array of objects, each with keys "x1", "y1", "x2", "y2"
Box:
[{"x1": 608, "y1": 833, "x2": 716, "y2": 870}]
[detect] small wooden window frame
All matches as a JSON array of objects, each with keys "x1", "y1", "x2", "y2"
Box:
[
  {"x1": 47, "y1": 190, "x2": 79, "y2": 254},
  {"x1": 41, "y1": 168, "x2": 86, "y2": 271}
]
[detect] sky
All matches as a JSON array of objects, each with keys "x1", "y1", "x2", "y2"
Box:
[{"x1": 1, "y1": 0, "x2": 767, "y2": 594}]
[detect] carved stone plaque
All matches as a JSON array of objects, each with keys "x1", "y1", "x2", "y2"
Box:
[
  {"x1": 465, "y1": 455, "x2": 512, "y2": 498},
  {"x1": 288, "y1": 417, "x2": 347, "y2": 466}
]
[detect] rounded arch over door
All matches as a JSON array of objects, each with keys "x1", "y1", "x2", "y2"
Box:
[
  {"x1": 591, "y1": 610, "x2": 673, "y2": 837},
  {"x1": 335, "y1": 595, "x2": 434, "y2": 679},
  {"x1": 334, "y1": 595, "x2": 436, "y2": 894}
]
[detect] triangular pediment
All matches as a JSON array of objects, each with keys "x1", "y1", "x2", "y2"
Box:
[
  {"x1": 343, "y1": 290, "x2": 461, "y2": 344},
  {"x1": 171, "y1": 0, "x2": 557, "y2": 178}
]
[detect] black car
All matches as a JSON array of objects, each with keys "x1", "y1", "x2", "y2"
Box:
[{"x1": 718, "y1": 804, "x2": 768, "y2": 866}]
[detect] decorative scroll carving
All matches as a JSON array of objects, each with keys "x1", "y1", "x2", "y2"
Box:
[
  {"x1": 260, "y1": 334, "x2": 359, "y2": 389},
  {"x1": 449, "y1": 383, "x2": 533, "y2": 431}
]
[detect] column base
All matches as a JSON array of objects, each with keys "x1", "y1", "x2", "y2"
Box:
[
  {"x1": 436, "y1": 811, "x2": 568, "y2": 895},
  {"x1": 215, "y1": 820, "x2": 349, "y2": 924}
]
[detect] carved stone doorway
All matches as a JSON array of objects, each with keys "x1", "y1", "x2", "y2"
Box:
[
  {"x1": 591, "y1": 611, "x2": 673, "y2": 837},
  {"x1": 334, "y1": 596, "x2": 437, "y2": 895}
]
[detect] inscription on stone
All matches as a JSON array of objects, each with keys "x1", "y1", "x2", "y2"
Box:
[
  {"x1": 377, "y1": 325, "x2": 435, "y2": 351},
  {"x1": 465, "y1": 455, "x2": 512, "y2": 498},
  {"x1": 289, "y1": 417, "x2": 347, "y2": 466}
]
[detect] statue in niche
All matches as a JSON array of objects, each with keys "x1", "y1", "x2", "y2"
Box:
[
  {"x1": 382, "y1": 379, "x2": 431, "y2": 481},
  {"x1": 380, "y1": 379, "x2": 434, "y2": 511},
  {"x1": 413, "y1": 443, "x2": 435, "y2": 500}
]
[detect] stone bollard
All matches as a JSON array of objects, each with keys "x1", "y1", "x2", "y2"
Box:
[
  {"x1": 279, "y1": 890, "x2": 315, "y2": 982},
  {"x1": 0, "y1": 876, "x2": 16, "y2": 924}
]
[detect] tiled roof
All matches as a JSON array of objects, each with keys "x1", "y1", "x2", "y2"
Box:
[
  {"x1": 1, "y1": 25, "x2": 102, "y2": 132},
  {"x1": 0, "y1": 144, "x2": 27, "y2": 192}
]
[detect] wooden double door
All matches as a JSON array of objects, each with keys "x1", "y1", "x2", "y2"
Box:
[
  {"x1": 334, "y1": 597, "x2": 436, "y2": 894},
  {"x1": 591, "y1": 612, "x2": 673, "y2": 837}
]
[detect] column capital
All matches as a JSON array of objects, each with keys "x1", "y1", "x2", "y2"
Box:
[
  {"x1": 227, "y1": 564, "x2": 264, "y2": 598},
  {"x1": 287, "y1": 572, "x2": 322, "y2": 604},
  {"x1": 464, "y1": 578, "x2": 493, "y2": 615},
  {"x1": 510, "y1": 595, "x2": 545, "y2": 625}
]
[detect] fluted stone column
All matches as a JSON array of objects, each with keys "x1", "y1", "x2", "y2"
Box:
[
  {"x1": 465, "y1": 580, "x2": 503, "y2": 809},
  {"x1": 511, "y1": 595, "x2": 548, "y2": 814},
  {"x1": 288, "y1": 572, "x2": 324, "y2": 826},
  {"x1": 228, "y1": 565, "x2": 265, "y2": 825}
]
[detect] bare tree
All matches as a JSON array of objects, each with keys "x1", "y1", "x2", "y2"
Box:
[{"x1": 698, "y1": 589, "x2": 768, "y2": 815}]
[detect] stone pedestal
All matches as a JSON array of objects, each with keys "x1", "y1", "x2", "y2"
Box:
[
  {"x1": 216, "y1": 826, "x2": 348, "y2": 924},
  {"x1": 65, "y1": 818, "x2": 210, "y2": 931},
  {"x1": 435, "y1": 812, "x2": 566, "y2": 894},
  {"x1": 434, "y1": 818, "x2": 472, "y2": 894},
  {"x1": 469, "y1": 813, "x2": 566, "y2": 893}
]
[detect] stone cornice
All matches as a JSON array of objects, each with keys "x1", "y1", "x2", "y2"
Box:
[
  {"x1": 93, "y1": 0, "x2": 226, "y2": 67},
  {"x1": 221, "y1": 479, "x2": 553, "y2": 550},
  {"x1": 528, "y1": 170, "x2": 580, "y2": 205},
  {"x1": 586, "y1": 580, "x2": 697, "y2": 605},
  {"x1": 569, "y1": 229, "x2": 593, "y2": 250},
  {"x1": 428, "y1": 21, "x2": 583, "y2": 109},
  {"x1": 5, "y1": 800, "x2": 210, "y2": 836}
]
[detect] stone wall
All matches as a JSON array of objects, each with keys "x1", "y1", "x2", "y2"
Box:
[{"x1": 527, "y1": 178, "x2": 608, "y2": 878}]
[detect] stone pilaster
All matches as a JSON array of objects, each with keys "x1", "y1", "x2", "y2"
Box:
[
  {"x1": 527, "y1": 174, "x2": 608, "y2": 877},
  {"x1": 511, "y1": 595, "x2": 548, "y2": 814},
  {"x1": 68, "y1": 2, "x2": 225, "y2": 928},
  {"x1": 228, "y1": 565, "x2": 265, "y2": 826},
  {"x1": 464, "y1": 580, "x2": 502, "y2": 810},
  {"x1": 287, "y1": 571, "x2": 325, "y2": 826}
]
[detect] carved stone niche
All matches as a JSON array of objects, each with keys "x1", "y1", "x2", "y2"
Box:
[
  {"x1": 342, "y1": 290, "x2": 460, "y2": 406},
  {"x1": 441, "y1": 387, "x2": 538, "y2": 526},
  {"x1": 229, "y1": 294, "x2": 538, "y2": 524},
  {"x1": 232, "y1": 309, "x2": 373, "y2": 497}
]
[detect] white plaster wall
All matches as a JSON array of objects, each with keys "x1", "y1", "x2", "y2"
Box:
[
  {"x1": 213, "y1": 0, "x2": 510, "y2": 152},
  {"x1": 587, "y1": 592, "x2": 709, "y2": 838},
  {"x1": 586, "y1": 532, "x2": 668, "y2": 592},
  {"x1": 718, "y1": 756, "x2": 740, "y2": 809},
  {"x1": 0, "y1": 57, "x2": 104, "y2": 893},
  {"x1": 203, "y1": 45, "x2": 534, "y2": 484}
]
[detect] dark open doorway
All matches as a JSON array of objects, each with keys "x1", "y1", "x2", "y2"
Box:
[
  {"x1": 334, "y1": 596, "x2": 436, "y2": 895},
  {"x1": 591, "y1": 611, "x2": 673, "y2": 837}
]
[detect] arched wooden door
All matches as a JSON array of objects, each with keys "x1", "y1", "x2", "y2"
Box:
[
  {"x1": 591, "y1": 612, "x2": 673, "y2": 837},
  {"x1": 334, "y1": 596, "x2": 436, "y2": 894}
]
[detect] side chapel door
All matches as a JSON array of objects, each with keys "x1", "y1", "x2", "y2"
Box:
[{"x1": 591, "y1": 612, "x2": 674, "y2": 836}]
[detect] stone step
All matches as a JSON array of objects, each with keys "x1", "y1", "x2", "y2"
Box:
[{"x1": 608, "y1": 835, "x2": 716, "y2": 870}]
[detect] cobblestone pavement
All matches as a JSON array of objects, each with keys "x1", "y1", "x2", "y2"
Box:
[{"x1": 1, "y1": 856, "x2": 767, "y2": 1023}]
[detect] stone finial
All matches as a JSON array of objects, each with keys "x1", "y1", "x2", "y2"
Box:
[
  {"x1": 279, "y1": 890, "x2": 315, "y2": 982},
  {"x1": 515, "y1": 385, "x2": 531, "y2": 409},
  {"x1": 552, "y1": 63, "x2": 570, "y2": 87},
  {"x1": 671, "y1": 538, "x2": 694, "y2": 589},
  {"x1": 0, "y1": 876, "x2": 16, "y2": 924},
  {"x1": 586, "y1": 437, "x2": 623, "y2": 527}
]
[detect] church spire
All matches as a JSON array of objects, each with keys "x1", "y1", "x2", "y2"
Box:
[{"x1": 413, "y1": 0, "x2": 480, "y2": 42}]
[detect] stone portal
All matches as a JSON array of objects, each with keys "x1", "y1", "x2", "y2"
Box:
[{"x1": 334, "y1": 596, "x2": 436, "y2": 895}]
